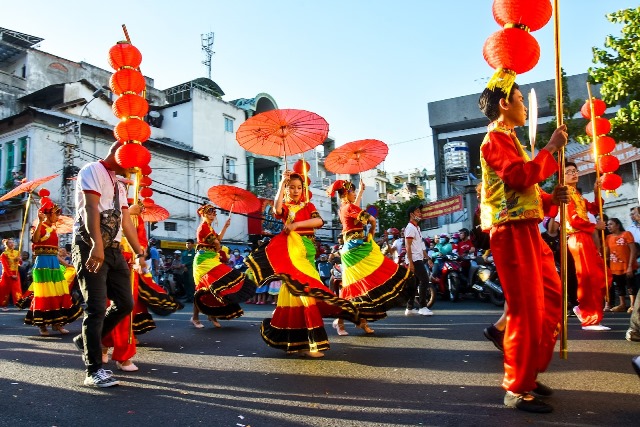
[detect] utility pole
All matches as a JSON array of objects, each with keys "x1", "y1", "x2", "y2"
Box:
[
  {"x1": 57, "y1": 120, "x2": 81, "y2": 247},
  {"x1": 201, "y1": 32, "x2": 215, "y2": 79}
]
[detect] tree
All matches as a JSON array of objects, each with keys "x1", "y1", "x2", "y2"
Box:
[
  {"x1": 372, "y1": 196, "x2": 424, "y2": 233},
  {"x1": 589, "y1": 7, "x2": 640, "y2": 145}
]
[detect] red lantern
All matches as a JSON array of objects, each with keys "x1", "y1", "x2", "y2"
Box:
[
  {"x1": 113, "y1": 94, "x2": 149, "y2": 119},
  {"x1": 305, "y1": 176, "x2": 311, "y2": 186},
  {"x1": 598, "y1": 155, "x2": 620, "y2": 174},
  {"x1": 109, "y1": 68, "x2": 146, "y2": 95},
  {"x1": 492, "y1": 0, "x2": 553, "y2": 32},
  {"x1": 108, "y1": 42, "x2": 142, "y2": 70},
  {"x1": 114, "y1": 118, "x2": 151, "y2": 143},
  {"x1": 140, "y1": 165, "x2": 152, "y2": 176},
  {"x1": 140, "y1": 187, "x2": 153, "y2": 198},
  {"x1": 142, "y1": 198, "x2": 155, "y2": 207},
  {"x1": 302, "y1": 189, "x2": 313, "y2": 202},
  {"x1": 293, "y1": 159, "x2": 311, "y2": 174},
  {"x1": 115, "y1": 143, "x2": 151, "y2": 168},
  {"x1": 139, "y1": 176, "x2": 152, "y2": 187},
  {"x1": 38, "y1": 188, "x2": 50, "y2": 197},
  {"x1": 586, "y1": 118, "x2": 612, "y2": 137},
  {"x1": 580, "y1": 98, "x2": 607, "y2": 120},
  {"x1": 601, "y1": 173, "x2": 622, "y2": 191},
  {"x1": 483, "y1": 28, "x2": 540, "y2": 74},
  {"x1": 596, "y1": 136, "x2": 616, "y2": 155}
]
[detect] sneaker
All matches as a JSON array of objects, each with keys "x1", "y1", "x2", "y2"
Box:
[
  {"x1": 504, "y1": 391, "x2": 553, "y2": 413},
  {"x1": 483, "y1": 325, "x2": 505, "y2": 352},
  {"x1": 582, "y1": 324, "x2": 611, "y2": 331},
  {"x1": 404, "y1": 308, "x2": 419, "y2": 316},
  {"x1": 611, "y1": 304, "x2": 628, "y2": 312},
  {"x1": 73, "y1": 334, "x2": 84, "y2": 352},
  {"x1": 83, "y1": 368, "x2": 119, "y2": 388},
  {"x1": 418, "y1": 307, "x2": 433, "y2": 316},
  {"x1": 625, "y1": 328, "x2": 640, "y2": 342}
]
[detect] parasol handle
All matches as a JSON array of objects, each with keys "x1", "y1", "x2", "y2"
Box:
[
  {"x1": 230, "y1": 201, "x2": 235, "y2": 216},
  {"x1": 18, "y1": 193, "x2": 33, "y2": 255}
]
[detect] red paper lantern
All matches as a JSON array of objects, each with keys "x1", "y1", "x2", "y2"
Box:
[
  {"x1": 293, "y1": 159, "x2": 311, "y2": 174},
  {"x1": 142, "y1": 198, "x2": 155, "y2": 207},
  {"x1": 483, "y1": 28, "x2": 540, "y2": 74},
  {"x1": 139, "y1": 176, "x2": 152, "y2": 187},
  {"x1": 492, "y1": 0, "x2": 553, "y2": 32},
  {"x1": 114, "y1": 118, "x2": 151, "y2": 143},
  {"x1": 113, "y1": 94, "x2": 149, "y2": 119},
  {"x1": 596, "y1": 136, "x2": 616, "y2": 155},
  {"x1": 580, "y1": 98, "x2": 607, "y2": 120},
  {"x1": 115, "y1": 143, "x2": 151, "y2": 168},
  {"x1": 601, "y1": 173, "x2": 622, "y2": 191},
  {"x1": 598, "y1": 155, "x2": 620, "y2": 174},
  {"x1": 586, "y1": 118, "x2": 612, "y2": 137},
  {"x1": 109, "y1": 68, "x2": 146, "y2": 95},
  {"x1": 38, "y1": 188, "x2": 50, "y2": 197},
  {"x1": 302, "y1": 189, "x2": 313, "y2": 202},
  {"x1": 140, "y1": 165, "x2": 152, "y2": 176},
  {"x1": 108, "y1": 42, "x2": 142, "y2": 70},
  {"x1": 139, "y1": 187, "x2": 153, "y2": 198}
]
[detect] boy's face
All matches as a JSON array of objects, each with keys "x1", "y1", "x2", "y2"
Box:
[
  {"x1": 564, "y1": 165, "x2": 579, "y2": 185},
  {"x1": 501, "y1": 88, "x2": 527, "y2": 127}
]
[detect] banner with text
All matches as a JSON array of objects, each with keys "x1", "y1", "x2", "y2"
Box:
[{"x1": 420, "y1": 195, "x2": 463, "y2": 220}]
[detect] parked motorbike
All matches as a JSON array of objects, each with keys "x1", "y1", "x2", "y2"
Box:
[
  {"x1": 431, "y1": 253, "x2": 464, "y2": 302},
  {"x1": 468, "y1": 255, "x2": 504, "y2": 306}
]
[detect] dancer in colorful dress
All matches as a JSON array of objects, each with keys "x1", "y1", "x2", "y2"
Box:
[
  {"x1": 328, "y1": 179, "x2": 411, "y2": 335},
  {"x1": 0, "y1": 238, "x2": 23, "y2": 311},
  {"x1": 192, "y1": 204, "x2": 255, "y2": 328},
  {"x1": 479, "y1": 82, "x2": 568, "y2": 413},
  {"x1": 24, "y1": 199, "x2": 82, "y2": 334},
  {"x1": 245, "y1": 171, "x2": 358, "y2": 358}
]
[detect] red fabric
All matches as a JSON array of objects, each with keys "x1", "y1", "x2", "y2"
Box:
[
  {"x1": 491, "y1": 221, "x2": 561, "y2": 393},
  {"x1": 0, "y1": 251, "x2": 22, "y2": 306},
  {"x1": 567, "y1": 195, "x2": 601, "y2": 234},
  {"x1": 568, "y1": 232, "x2": 606, "y2": 326},
  {"x1": 197, "y1": 221, "x2": 218, "y2": 246},
  {"x1": 339, "y1": 203, "x2": 366, "y2": 234},
  {"x1": 136, "y1": 219, "x2": 148, "y2": 249},
  {"x1": 102, "y1": 273, "x2": 137, "y2": 362},
  {"x1": 33, "y1": 224, "x2": 58, "y2": 248},
  {"x1": 275, "y1": 202, "x2": 319, "y2": 234}
]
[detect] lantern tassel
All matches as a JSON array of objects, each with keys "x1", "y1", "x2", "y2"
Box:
[{"x1": 486, "y1": 68, "x2": 517, "y2": 97}]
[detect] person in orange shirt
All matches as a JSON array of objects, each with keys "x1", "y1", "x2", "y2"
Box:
[
  {"x1": 606, "y1": 218, "x2": 637, "y2": 312},
  {"x1": 0, "y1": 238, "x2": 22, "y2": 310}
]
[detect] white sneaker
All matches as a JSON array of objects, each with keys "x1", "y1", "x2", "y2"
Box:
[
  {"x1": 83, "y1": 368, "x2": 119, "y2": 387},
  {"x1": 582, "y1": 324, "x2": 611, "y2": 331},
  {"x1": 405, "y1": 308, "x2": 420, "y2": 316},
  {"x1": 418, "y1": 307, "x2": 434, "y2": 316}
]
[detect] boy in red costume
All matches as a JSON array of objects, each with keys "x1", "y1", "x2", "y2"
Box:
[{"x1": 479, "y1": 82, "x2": 568, "y2": 413}]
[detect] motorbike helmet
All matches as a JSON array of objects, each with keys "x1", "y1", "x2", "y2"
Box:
[
  {"x1": 387, "y1": 227, "x2": 400, "y2": 237},
  {"x1": 452, "y1": 233, "x2": 460, "y2": 239},
  {"x1": 440, "y1": 233, "x2": 448, "y2": 239}
]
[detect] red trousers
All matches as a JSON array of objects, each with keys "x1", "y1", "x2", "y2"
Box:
[
  {"x1": 491, "y1": 221, "x2": 562, "y2": 393},
  {"x1": 0, "y1": 272, "x2": 22, "y2": 307},
  {"x1": 568, "y1": 232, "x2": 606, "y2": 326}
]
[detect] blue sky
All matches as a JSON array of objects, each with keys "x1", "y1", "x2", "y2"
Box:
[{"x1": 2, "y1": 1, "x2": 637, "y2": 172}]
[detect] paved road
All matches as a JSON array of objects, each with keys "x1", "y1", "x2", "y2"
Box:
[{"x1": 0, "y1": 299, "x2": 638, "y2": 426}]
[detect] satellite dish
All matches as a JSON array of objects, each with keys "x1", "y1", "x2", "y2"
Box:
[{"x1": 149, "y1": 111, "x2": 161, "y2": 118}]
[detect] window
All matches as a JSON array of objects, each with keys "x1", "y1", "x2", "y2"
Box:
[
  {"x1": 224, "y1": 116, "x2": 234, "y2": 133},
  {"x1": 225, "y1": 157, "x2": 236, "y2": 174},
  {"x1": 164, "y1": 221, "x2": 177, "y2": 232},
  {"x1": 172, "y1": 111, "x2": 178, "y2": 118}
]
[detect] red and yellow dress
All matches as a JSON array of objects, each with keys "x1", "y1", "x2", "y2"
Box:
[
  {"x1": 566, "y1": 187, "x2": 607, "y2": 326},
  {"x1": 0, "y1": 246, "x2": 22, "y2": 308},
  {"x1": 24, "y1": 224, "x2": 82, "y2": 326},
  {"x1": 480, "y1": 121, "x2": 562, "y2": 395},
  {"x1": 339, "y1": 202, "x2": 411, "y2": 320},
  {"x1": 193, "y1": 221, "x2": 255, "y2": 319},
  {"x1": 245, "y1": 201, "x2": 358, "y2": 353}
]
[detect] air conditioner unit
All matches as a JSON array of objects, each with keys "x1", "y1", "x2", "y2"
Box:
[{"x1": 226, "y1": 172, "x2": 238, "y2": 182}]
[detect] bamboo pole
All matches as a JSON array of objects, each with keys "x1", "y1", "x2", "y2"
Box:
[{"x1": 553, "y1": 0, "x2": 569, "y2": 360}]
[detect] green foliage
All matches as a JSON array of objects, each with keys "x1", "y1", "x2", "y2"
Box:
[
  {"x1": 589, "y1": 7, "x2": 640, "y2": 145},
  {"x1": 372, "y1": 195, "x2": 424, "y2": 232}
]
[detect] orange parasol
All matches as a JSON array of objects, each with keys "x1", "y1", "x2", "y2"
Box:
[
  {"x1": 0, "y1": 173, "x2": 59, "y2": 202},
  {"x1": 141, "y1": 204, "x2": 170, "y2": 223},
  {"x1": 235, "y1": 109, "x2": 329, "y2": 159},
  {"x1": 207, "y1": 185, "x2": 261, "y2": 214},
  {"x1": 324, "y1": 139, "x2": 388, "y2": 174},
  {"x1": 32, "y1": 215, "x2": 75, "y2": 235}
]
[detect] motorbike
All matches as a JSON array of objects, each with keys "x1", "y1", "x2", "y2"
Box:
[
  {"x1": 468, "y1": 255, "x2": 504, "y2": 306},
  {"x1": 431, "y1": 253, "x2": 464, "y2": 302}
]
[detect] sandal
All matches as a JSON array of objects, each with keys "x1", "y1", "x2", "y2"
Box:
[
  {"x1": 208, "y1": 316, "x2": 222, "y2": 328},
  {"x1": 39, "y1": 326, "x2": 49, "y2": 336},
  {"x1": 190, "y1": 317, "x2": 205, "y2": 329},
  {"x1": 332, "y1": 319, "x2": 349, "y2": 336},
  {"x1": 359, "y1": 320, "x2": 375, "y2": 334},
  {"x1": 298, "y1": 350, "x2": 324, "y2": 358},
  {"x1": 53, "y1": 324, "x2": 69, "y2": 335}
]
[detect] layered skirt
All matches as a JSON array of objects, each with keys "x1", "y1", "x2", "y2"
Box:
[
  {"x1": 194, "y1": 249, "x2": 256, "y2": 319},
  {"x1": 340, "y1": 234, "x2": 412, "y2": 321},
  {"x1": 23, "y1": 255, "x2": 82, "y2": 326},
  {"x1": 245, "y1": 232, "x2": 358, "y2": 353}
]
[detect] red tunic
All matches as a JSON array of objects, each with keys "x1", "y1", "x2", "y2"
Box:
[{"x1": 275, "y1": 202, "x2": 322, "y2": 236}]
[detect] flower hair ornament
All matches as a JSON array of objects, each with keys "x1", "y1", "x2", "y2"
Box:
[
  {"x1": 326, "y1": 180, "x2": 354, "y2": 198},
  {"x1": 197, "y1": 204, "x2": 217, "y2": 217},
  {"x1": 37, "y1": 188, "x2": 61, "y2": 215}
]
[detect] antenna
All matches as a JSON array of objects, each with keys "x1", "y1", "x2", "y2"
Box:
[{"x1": 201, "y1": 32, "x2": 215, "y2": 79}]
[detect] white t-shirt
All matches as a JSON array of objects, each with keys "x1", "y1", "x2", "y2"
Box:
[
  {"x1": 391, "y1": 238, "x2": 404, "y2": 263},
  {"x1": 404, "y1": 222, "x2": 424, "y2": 262},
  {"x1": 74, "y1": 161, "x2": 129, "y2": 243}
]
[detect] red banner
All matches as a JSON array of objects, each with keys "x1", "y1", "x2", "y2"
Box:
[
  {"x1": 568, "y1": 141, "x2": 640, "y2": 176},
  {"x1": 247, "y1": 197, "x2": 284, "y2": 236},
  {"x1": 420, "y1": 195, "x2": 463, "y2": 219}
]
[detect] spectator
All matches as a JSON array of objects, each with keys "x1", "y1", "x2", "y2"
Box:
[
  {"x1": 181, "y1": 239, "x2": 196, "y2": 302},
  {"x1": 18, "y1": 251, "x2": 33, "y2": 293},
  {"x1": 149, "y1": 239, "x2": 161, "y2": 282},
  {"x1": 316, "y1": 254, "x2": 331, "y2": 287}
]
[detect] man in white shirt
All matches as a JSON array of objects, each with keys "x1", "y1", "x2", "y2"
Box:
[{"x1": 404, "y1": 205, "x2": 433, "y2": 316}]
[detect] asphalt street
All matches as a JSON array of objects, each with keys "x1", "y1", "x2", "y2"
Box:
[{"x1": 0, "y1": 299, "x2": 638, "y2": 427}]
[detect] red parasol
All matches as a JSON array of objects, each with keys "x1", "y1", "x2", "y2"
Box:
[
  {"x1": 324, "y1": 139, "x2": 388, "y2": 174},
  {"x1": 141, "y1": 204, "x2": 170, "y2": 223},
  {"x1": 0, "y1": 173, "x2": 59, "y2": 202},
  {"x1": 207, "y1": 185, "x2": 261, "y2": 214},
  {"x1": 32, "y1": 215, "x2": 75, "y2": 235},
  {"x1": 235, "y1": 109, "x2": 329, "y2": 158}
]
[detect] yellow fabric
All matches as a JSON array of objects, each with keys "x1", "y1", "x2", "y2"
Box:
[
  {"x1": 343, "y1": 246, "x2": 384, "y2": 284},
  {"x1": 286, "y1": 232, "x2": 322, "y2": 280},
  {"x1": 565, "y1": 187, "x2": 587, "y2": 235},
  {"x1": 31, "y1": 278, "x2": 69, "y2": 297},
  {"x1": 480, "y1": 126, "x2": 543, "y2": 230}
]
